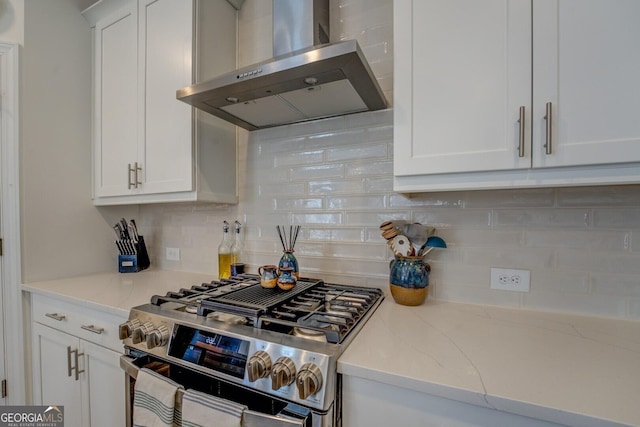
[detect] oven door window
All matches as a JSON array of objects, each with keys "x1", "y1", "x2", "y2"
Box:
[{"x1": 168, "y1": 325, "x2": 250, "y2": 379}]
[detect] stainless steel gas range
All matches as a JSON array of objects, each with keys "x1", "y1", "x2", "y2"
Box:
[{"x1": 118, "y1": 274, "x2": 383, "y2": 427}]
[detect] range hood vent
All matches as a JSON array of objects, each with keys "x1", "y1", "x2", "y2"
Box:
[{"x1": 177, "y1": 0, "x2": 387, "y2": 131}]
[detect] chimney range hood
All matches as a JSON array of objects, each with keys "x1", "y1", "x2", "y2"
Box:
[{"x1": 176, "y1": 0, "x2": 387, "y2": 131}]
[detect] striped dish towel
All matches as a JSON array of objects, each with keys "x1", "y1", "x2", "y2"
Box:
[
  {"x1": 181, "y1": 389, "x2": 246, "y2": 427},
  {"x1": 133, "y1": 368, "x2": 184, "y2": 427}
]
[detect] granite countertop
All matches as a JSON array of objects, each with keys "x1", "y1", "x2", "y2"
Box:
[
  {"x1": 338, "y1": 298, "x2": 640, "y2": 427},
  {"x1": 22, "y1": 270, "x2": 640, "y2": 426}
]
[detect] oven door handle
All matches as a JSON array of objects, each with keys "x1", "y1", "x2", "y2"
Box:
[
  {"x1": 120, "y1": 356, "x2": 309, "y2": 427},
  {"x1": 120, "y1": 355, "x2": 140, "y2": 380},
  {"x1": 242, "y1": 410, "x2": 307, "y2": 427}
]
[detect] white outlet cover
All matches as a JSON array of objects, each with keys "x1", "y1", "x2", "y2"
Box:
[
  {"x1": 166, "y1": 247, "x2": 180, "y2": 261},
  {"x1": 490, "y1": 268, "x2": 530, "y2": 292}
]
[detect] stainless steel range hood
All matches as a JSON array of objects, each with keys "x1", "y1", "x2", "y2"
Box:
[{"x1": 176, "y1": 0, "x2": 387, "y2": 131}]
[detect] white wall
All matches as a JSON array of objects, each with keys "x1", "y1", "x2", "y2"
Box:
[
  {"x1": 21, "y1": 0, "x2": 135, "y2": 282},
  {"x1": 137, "y1": 0, "x2": 639, "y2": 321}
]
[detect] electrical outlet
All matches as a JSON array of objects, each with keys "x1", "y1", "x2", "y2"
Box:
[
  {"x1": 166, "y1": 247, "x2": 180, "y2": 261},
  {"x1": 490, "y1": 268, "x2": 530, "y2": 292}
]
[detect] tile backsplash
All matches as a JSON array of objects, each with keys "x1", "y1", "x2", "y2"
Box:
[{"x1": 139, "y1": 0, "x2": 640, "y2": 320}]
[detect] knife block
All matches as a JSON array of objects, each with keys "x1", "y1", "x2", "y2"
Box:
[{"x1": 118, "y1": 236, "x2": 151, "y2": 273}]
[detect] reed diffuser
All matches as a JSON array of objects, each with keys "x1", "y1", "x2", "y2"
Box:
[{"x1": 276, "y1": 225, "x2": 300, "y2": 279}]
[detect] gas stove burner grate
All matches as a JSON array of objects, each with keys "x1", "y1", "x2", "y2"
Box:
[
  {"x1": 197, "y1": 278, "x2": 322, "y2": 318},
  {"x1": 214, "y1": 279, "x2": 321, "y2": 308}
]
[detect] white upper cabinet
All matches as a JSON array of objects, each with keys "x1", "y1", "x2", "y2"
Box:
[
  {"x1": 394, "y1": 0, "x2": 531, "y2": 176},
  {"x1": 532, "y1": 0, "x2": 640, "y2": 169},
  {"x1": 93, "y1": 3, "x2": 138, "y2": 198},
  {"x1": 87, "y1": 0, "x2": 238, "y2": 205},
  {"x1": 138, "y1": 0, "x2": 193, "y2": 195},
  {"x1": 394, "y1": 0, "x2": 640, "y2": 192}
]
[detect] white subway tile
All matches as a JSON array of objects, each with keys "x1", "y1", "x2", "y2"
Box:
[
  {"x1": 327, "y1": 195, "x2": 386, "y2": 210},
  {"x1": 412, "y1": 209, "x2": 492, "y2": 228},
  {"x1": 593, "y1": 208, "x2": 640, "y2": 229},
  {"x1": 326, "y1": 142, "x2": 387, "y2": 162},
  {"x1": 529, "y1": 270, "x2": 590, "y2": 294},
  {"x1": 274, "y1": 198, "x2": 324, "y2": 210},
  {"x1": 461, "y1": 247, "x2": 554, "y2": 269},
  {"x1": 388, "y1": 193, "x2": 464, "y2": 208},
  {"x1": 524, "y1": 229, "x2": 629, "y2": 251},
  {"x1": 308, "y1": 227, "x2": 365, "y2": 242},
  {"x1": 466, "y1": 188, "x2": 555, "y2": 208},
  {"x1": 494, "y1": 208, "x2": 590, "y2": 228},
  {"x1": 309, "y1": 179, "x2": 364, "y2": 195},
  {"x1": 274, "y1": 149, "x2": 324, "y2": 167},
  {"x1": 292, "y1": 213, "x2": 343, "y2": 225},
  {"x1": 592, "y1": 274, "x2": 640, "y2": 298},
  {"x1": 558, "y1": 185, "x2": 640, "y2": 207},
  {"x1": 347, "y1": 160, "x2": 392, "y2": 176},
  {"x1": 363, "y1": 176, "x2": 394, "y2": 193},
  {"x1": 290, "y1": 164, "x2": 344, "y2": 181}
]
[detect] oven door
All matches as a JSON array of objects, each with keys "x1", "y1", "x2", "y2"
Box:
[{"x1": 121, "y1": 354, "x2": 335, "y2": 427}]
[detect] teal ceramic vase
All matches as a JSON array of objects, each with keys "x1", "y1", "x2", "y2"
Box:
[{"x1": 278, "y1": 250, "x2": 299, "y2": 279}]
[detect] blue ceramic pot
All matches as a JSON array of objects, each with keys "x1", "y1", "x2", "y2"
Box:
[{"x1": 389, "y1": 256, "x2": 430, "y2": 306}]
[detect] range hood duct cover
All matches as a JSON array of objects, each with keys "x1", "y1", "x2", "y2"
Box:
[{"x1": 176, "y1": 0, "x2": 387, "y2": 131}]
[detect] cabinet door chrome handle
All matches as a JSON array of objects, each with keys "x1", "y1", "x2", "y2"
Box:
[
  {"x1": 517, "y1": 106, "x2": 526, "y2": 157},
  {"x1": 45, "y1": 312, "x2": 66, "y2": 322},
  {"x1": 544, "y1": 102, "x2": 553, "y2": 155},
  {"x1": 67, "y1": 346, "x2": 74, "y2": 378},
  {"x1": 134, "y1": 162, "x2": 142, "y2": 188},
  {"x1": 81, "y1": 324, "x2": 104, "y2": 335},
  {"x1": 75, "y1": 350, "x2": 85, "y2": 381},
  {"x1": 128, "y1": 163, "x2": 135, "y2": 189},
  {"x1": 128, "y1": 162, "x2": 143, "y2": 188}
]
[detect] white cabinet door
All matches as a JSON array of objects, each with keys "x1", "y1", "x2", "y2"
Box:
[
  {"x1": 394, "y1": 0, "x2": 640, "y2": 192},
  {"x1": 32, "y1": 323, "x2": 84, "y2": 427},
  {"x1": 81, "y1": 340, "x2": 127, "y2": 427},
  {"x1": 138, "y1": 0, "x2": 194, "y2": 194},
  {"x1": 533, "y1": 0, "x2": 640, "y2": 168},
  {"x1": 394, "y1": 0, "x2": 532, "y2": 176},
  {"x1": 93, "y1": 4, "x2": 138, "y2": 198}
]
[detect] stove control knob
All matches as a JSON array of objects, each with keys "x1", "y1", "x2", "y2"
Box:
[
  {"x1": 247, "y1": 351, "x2": 272, "y2": 382},
  {"x1": 146, "y1": 324, "x2": 170, "y2": 349},
  {"x1": 296, "y1": 363, "x2": 323, "y2": 400},
  {"x1": 270, "y1": 357, "x2": 296, "y2": 390},
  {"x1": 132, "y1": 321, "x2": 154, "y2": 345},
  {"x1": 118, "y1": 319, "x2": 141, "y2": 340}
]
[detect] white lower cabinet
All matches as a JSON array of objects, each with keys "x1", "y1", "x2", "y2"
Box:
[
  {"x1": 342, "y1": 376, "x2": 564, "y2": 427},
  {"x1": 30, "y1": 294, "x2": 126, "y2": 427}
]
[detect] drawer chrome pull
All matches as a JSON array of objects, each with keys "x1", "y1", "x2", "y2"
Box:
[
  {"x1": 81, "y1": 324, "x2": 105, "y2": 335},
  {"x1": 45, "y1": 312, "x2": 66, "y2": 322}
]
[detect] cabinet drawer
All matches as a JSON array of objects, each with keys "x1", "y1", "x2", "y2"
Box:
[{"x1": 32, "y1": 294, "x2": 126, "y2": 353}]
